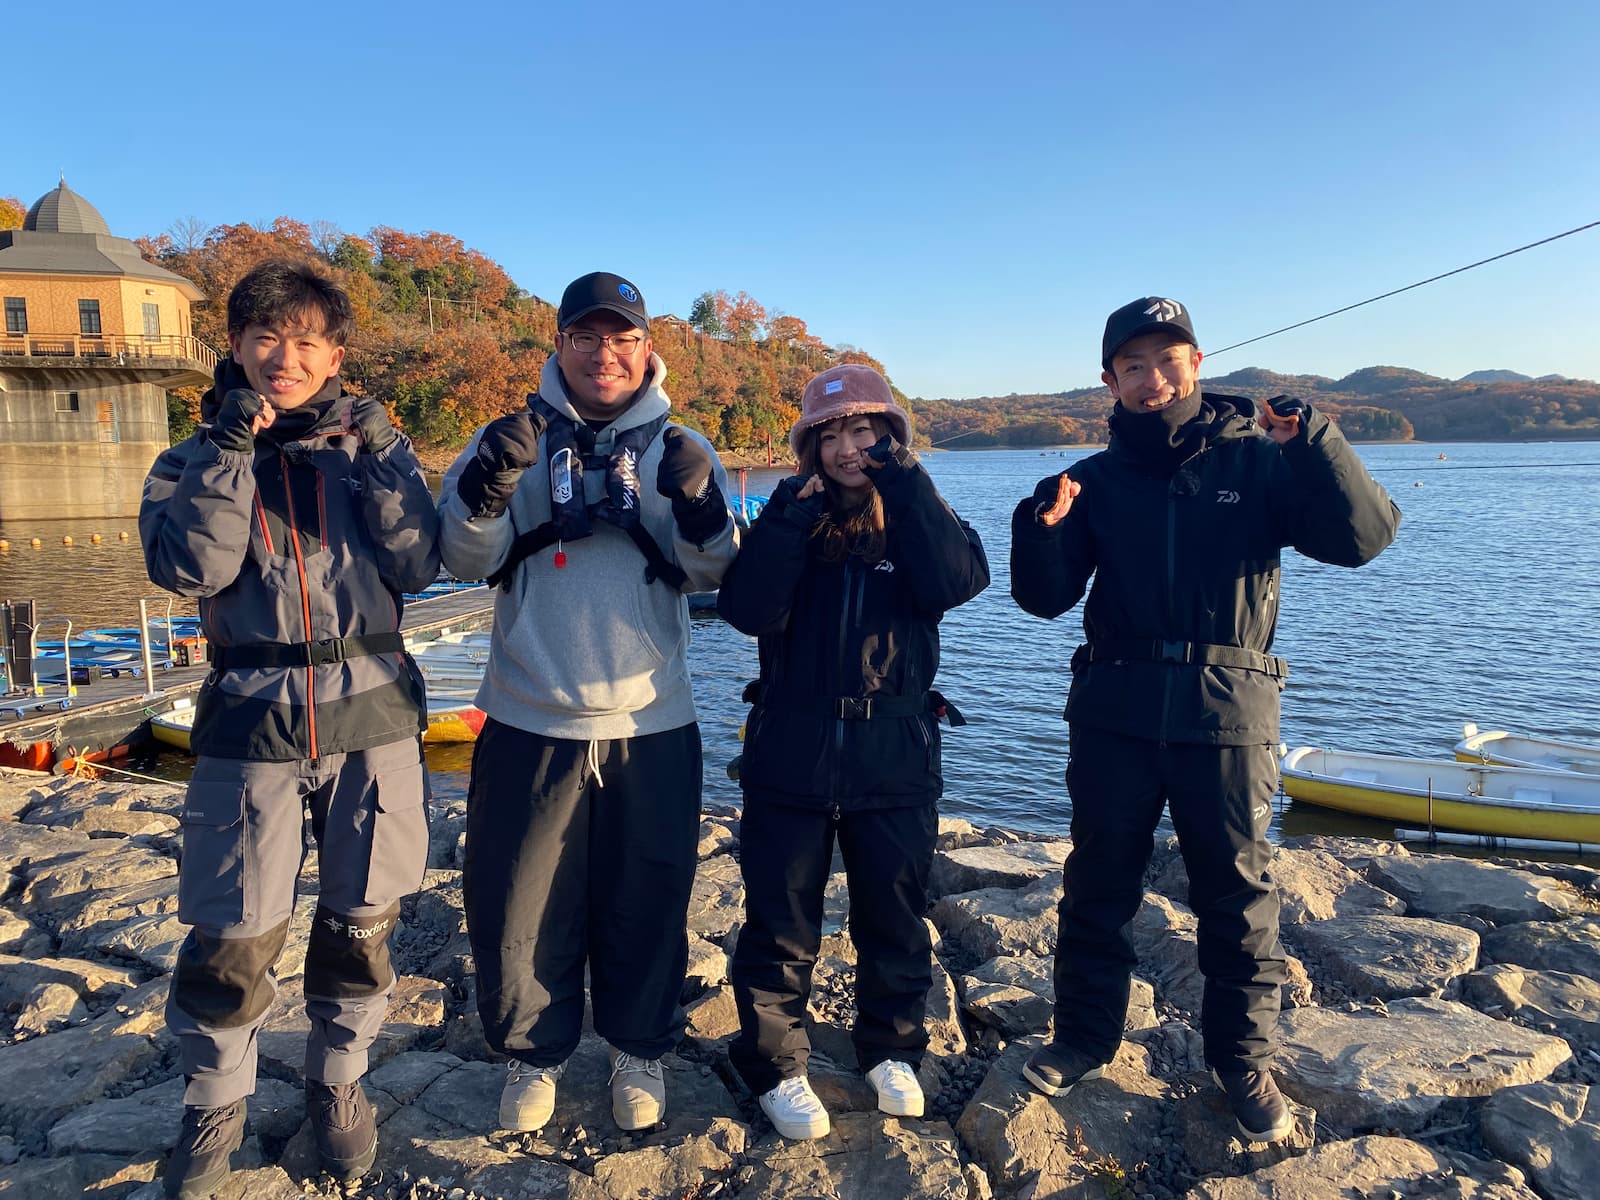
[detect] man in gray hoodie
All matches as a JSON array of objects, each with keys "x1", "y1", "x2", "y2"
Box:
[{"x1": 438, "y1": 271, "x2": 738, "y2": 1134}]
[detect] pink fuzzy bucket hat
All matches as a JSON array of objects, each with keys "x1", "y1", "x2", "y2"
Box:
[{"x1": 790, "y1": 364, "x2": 912, "y2": 458}]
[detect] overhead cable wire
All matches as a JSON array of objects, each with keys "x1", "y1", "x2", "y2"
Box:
[{"x1": 1208, "y1": 219, "x2": 1600, "y2": 357}]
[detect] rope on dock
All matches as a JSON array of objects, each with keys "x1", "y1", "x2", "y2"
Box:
[{"x1": 65, "y1": 756, "x2": 184, "y2": 789}]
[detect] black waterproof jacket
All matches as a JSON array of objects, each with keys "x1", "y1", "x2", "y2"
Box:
[
  {"x1": 141, "y1": 360, "x2": 440, "y2": 760},
  {"x1": 718, "y1": 446, "x2": 989, "y2": 811},
  {"x1": 1010, "y1": 394, "x2": 1399, "y2": 746}
]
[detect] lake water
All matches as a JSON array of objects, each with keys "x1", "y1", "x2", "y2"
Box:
[{"x1": 4, "y1": 442, "x2": 1598, "y2": 842}]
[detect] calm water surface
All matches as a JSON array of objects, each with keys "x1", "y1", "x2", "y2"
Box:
[{"x1": 5, "y1": 442, "x2": 1597, "y2": 842}]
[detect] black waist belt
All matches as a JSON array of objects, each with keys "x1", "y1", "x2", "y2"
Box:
[
  {"x1": 1079, "y1": 639, "x2": 1289, "y2": 679},
  {"x1": 209, "y1": 632, "x2": 405, "y2": 670},
  {"x1": 742, "y1": 681, "x2": 966, "y2": 726}
]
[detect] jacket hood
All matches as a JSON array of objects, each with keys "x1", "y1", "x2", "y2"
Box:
[
  {"x1": 535, "y1": 352, "x2": 671, "y2": 432},
  {"x1": 1107, "y1": 388, "x2": 1259, "y2": 472},
  {"x1": 200, "y1": 357, "x2": 348, "y2": 441}
]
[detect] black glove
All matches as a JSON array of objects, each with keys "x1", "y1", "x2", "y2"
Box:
[
  {"x1": 861, "y1": 434, "x2": 915, "y2": 485},
  {"x1": 209, "y1": 388, "x2": 263, "y2": 455},
  {"x1": 349, "y1": 397, "x2": 399, "y2": 454},
  {"x1": 768, "y1": 474, "x2": 828, "y2": 528},
  {"x1": 656, "y1": 427, "x2": 726, "y2": 544},
  {"x1": 456, "y1": 409, "x2": 547, "y2": 518},
  {"x1": 1266, "y1": 395, "x2": 1305, "y2": 418}
]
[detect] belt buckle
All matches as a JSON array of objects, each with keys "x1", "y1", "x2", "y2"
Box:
[
  {"x1": 308, "y1": 638, "x2": 344, "y2": 667},
  {"x1": 836, "y1": 697, "x2": 871, "y2": 720},
  {"x1": 1157, "y1": 640, "x2": 1188, "y2": 663}
]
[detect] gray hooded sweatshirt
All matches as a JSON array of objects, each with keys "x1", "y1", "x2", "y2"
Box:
[{"x1": 437, "y1": 354, "x2": 738, "y2": 740}]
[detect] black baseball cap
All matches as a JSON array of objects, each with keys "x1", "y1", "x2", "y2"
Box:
[
  {"x1": 1101, "y1": 297, "x2": 1197, "y2": 369},
  {"x1": 557, "y1": 271, "x2": 650, "y2": 332}
]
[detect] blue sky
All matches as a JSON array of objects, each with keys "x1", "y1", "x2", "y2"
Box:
[{"x1": 7, "y1": 2, "x2": 1598, "y2": 398}]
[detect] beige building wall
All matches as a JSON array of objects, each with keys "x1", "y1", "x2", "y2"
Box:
[
  {"x1": 116, "y1": 279, "x2": 191, "y2": 340},
  {"x1": 1, "y1": 276, "x2": 192, "y2": 336}
]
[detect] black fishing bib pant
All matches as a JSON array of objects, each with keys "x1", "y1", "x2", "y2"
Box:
[
  {"x1": 729, "y1": 795, "x2": 938, "y2": 1096},
  {"x1": 462, "y1": 718, "x2": 703, "y2": 1066},
  {"x1": 1052, "y1": 726, "x2": 1285, "y2": 1073}
]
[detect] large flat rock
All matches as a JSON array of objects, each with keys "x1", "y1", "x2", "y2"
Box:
[
  {"x1": 1367, "y1": 855, "x2": 1580, "y2": 924},
  {"x1": 0, "y1": 977, "x2": 168, "y2": 1150},
  {"x1": 1184, "y1": 1134, "x2": 1540, "y2": 1198},
  {"x1": 1480, "y1": 916, "x2": 1600, "y2": 978},
  {"x1": 1480, "y1": 1081, "x2": 1600, "y2": 1200},
  {"x1": 1285, "y1": 914, "x2": 1479, "y2": 1000},
  {"x1": 737, "y1": 1111, "x2": 968, "y2": 1199},
  {"x1": 1271, "y1": 845, "x2": 1407, "y2": 923},
  {"x1": 929, "y1": 839, "x2": 1070, "y2": 898},
  {"x1": 1276, "y1": 997, "x2": 1572, "y2": 1132},
  {"x1": 1462, "y1": 964, "x2": 1600, "y2": 1054},
  {"x1": 957, "y1": 1038, "x2": 1166, "y2": 1198}
]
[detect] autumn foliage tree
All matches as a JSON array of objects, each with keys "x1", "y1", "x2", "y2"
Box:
[
  {"x1": 127, "y1": 208, "x2": 911, "y2": 454},
  {"x1": 0, "y1": 196, "x2": 24, "y2": 231}
]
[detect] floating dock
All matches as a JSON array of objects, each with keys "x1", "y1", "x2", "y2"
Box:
[{"x1": 0, "y1": 589, "x2": 495, "y2": 771}]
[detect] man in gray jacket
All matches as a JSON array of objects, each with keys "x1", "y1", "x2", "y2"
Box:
[
  {"x1": 142, "y1": 259, "x2": 439, "y2": 1196},
  {"x1": 438, "y1": 271, "x2": 737, "y2": 1134}
]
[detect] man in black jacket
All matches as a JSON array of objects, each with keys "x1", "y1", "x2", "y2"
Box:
[{"x1": 1010, "y1": 297, "x2": 1399, "y2": 1142}]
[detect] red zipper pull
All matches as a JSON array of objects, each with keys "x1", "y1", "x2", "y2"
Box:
[{"x1": 553, "y1": 539, "x2": 567, "y2": 569}]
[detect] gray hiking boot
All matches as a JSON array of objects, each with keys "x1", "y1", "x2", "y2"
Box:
[
  {"x1": 306, "y1": 1080, "x2": 378, "y2": 1179},
  {"x1": 165, "y1": 1100, "x2": 247, "y2": 1199}
]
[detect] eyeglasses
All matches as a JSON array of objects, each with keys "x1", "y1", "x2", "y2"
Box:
[{"x1": 563, "y1": 330, "x2": 645, "y2": 356}]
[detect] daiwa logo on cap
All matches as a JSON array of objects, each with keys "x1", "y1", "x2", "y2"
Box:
[
  {"x1": 618, "y1": 283, "x2": 639, "y2": 303},
  {"x1": 825, "y1": 380, "x2": 845, "y2": 394},
  {"x1": 1144, "y1": 299, "x2": 1184, "y2": 322}
]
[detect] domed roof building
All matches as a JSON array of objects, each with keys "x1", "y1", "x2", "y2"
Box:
[{"x1": 0, "y1": 180, "x2": 215, "y2": 520}]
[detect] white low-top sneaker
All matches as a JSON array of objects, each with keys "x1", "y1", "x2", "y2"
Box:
[
  {"x1": 758, "y1": 1075, "x2": 831, "y2": 1140},
  {"x1": 499, "y1": 1060, "x2": 564, "y2": 1131},
  {"x1": 866, "y1": 1059, "x2": 924, "y2": 1118}
]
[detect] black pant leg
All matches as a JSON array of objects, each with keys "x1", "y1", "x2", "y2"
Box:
[
  {"x1": 1166, "y1": 742, "x2": 1285, "y2": 1072},
  {"x1": 462, "y1": 719, "x2": 590, "y2": 1066},
  {"x1": 1051, "y1": 725, "x2": 1166, "y2": 1062},
  {"x1": 587, "y1": 724, "x2": 704, "y2": 1060},
  {"x1": 837, "y1": 802, "x2": 937, "y2": 1073},
  {"x1": 728, "y1": 798, "x2": 834, "y2": 1096}
]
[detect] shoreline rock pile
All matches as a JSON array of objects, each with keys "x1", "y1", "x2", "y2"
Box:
[{"x1": 2, "y1": 766, "x2": 1597, "y2": 1199}]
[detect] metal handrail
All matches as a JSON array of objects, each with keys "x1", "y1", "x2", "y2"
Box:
[
  {"x1": 30, "y1": 617, "x2": 75, "y2": 704},
  {"x1": 0, "y1": 331, "x2": 219, "y2": 372}
]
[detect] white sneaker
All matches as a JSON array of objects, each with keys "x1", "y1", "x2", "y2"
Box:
[
  {"x1": 758, "y1": 1076, "x2": 831, "y2": 1140},
  {"x1": 866, "y1": 1059, "x2": 924, "y2": 1118},
  {"x1": 609, "y1": 1049, "x2": 666, "y2": 1130},
  {"x1": 499, "y1": 1060, "x2": 564, "y2": 1131}
]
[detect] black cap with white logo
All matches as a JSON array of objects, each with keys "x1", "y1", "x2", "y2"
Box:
[
  {"x1": 1101, "y1": 297, "x2": 1197, "y2": 369},
  {"x1": 557, "y1": 271, "x2": 650, "y2": 332}
]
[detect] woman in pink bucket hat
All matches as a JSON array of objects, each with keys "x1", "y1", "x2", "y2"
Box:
[{"x1": 717, "y1": 363, "x2": 990, "y2": 1139}]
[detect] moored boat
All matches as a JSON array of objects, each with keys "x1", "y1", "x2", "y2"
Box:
[
  {"x1": 150, "y1": 688, "x2": 488, "y2": 750},
  {"x1": 1454, "y1": 723, "x2": 1600, "y2": 775},
  {"x1": 1279, "y1": 746, "x2": 1600, "y2": 843}
]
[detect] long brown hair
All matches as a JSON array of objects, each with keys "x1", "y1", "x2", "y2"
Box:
[{"x1": 797, "y1": 414, "x2": 890, "y2": 564}]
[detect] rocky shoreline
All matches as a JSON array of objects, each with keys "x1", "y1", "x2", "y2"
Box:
[{"x1": 1, "y1": 766, "x2": 1597, "y2": 1199}]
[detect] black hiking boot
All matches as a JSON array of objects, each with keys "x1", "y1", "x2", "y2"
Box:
[
  {"x1": 1212, "y1": 1068, "x2": 1294, "y2": 1142},
  {"x1": 306, "y1": 1080, "x2": 378, "y2": 1179},
  {"x1": 1021, "y1": 1042, "x2": 1108, "y2": 1097},
  {"x1": 165, "y1": 1099, "x2": 247, "y2": 1199}
]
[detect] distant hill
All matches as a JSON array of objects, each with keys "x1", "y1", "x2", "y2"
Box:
[{"x1": 915, "y1": 365, "x2": 1600, "y2": 446}]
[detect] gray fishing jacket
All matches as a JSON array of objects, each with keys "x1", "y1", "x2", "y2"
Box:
[{"x1": 141, "y1": 362, "x2": 441, "y2": 760}]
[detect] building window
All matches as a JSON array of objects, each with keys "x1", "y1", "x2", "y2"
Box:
[
  {"x1": 142, "y1": 302, "x2": 161, "y2": 340},
  {"x1": 3, "y1": 297, "x2": 24, "y2": 334},
  {"x1": 54, "y1": 391, "x2": 81, "y2": 413},
  {"x1": 79, "y1": 299, "x2": 102, "y2": 335}
]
